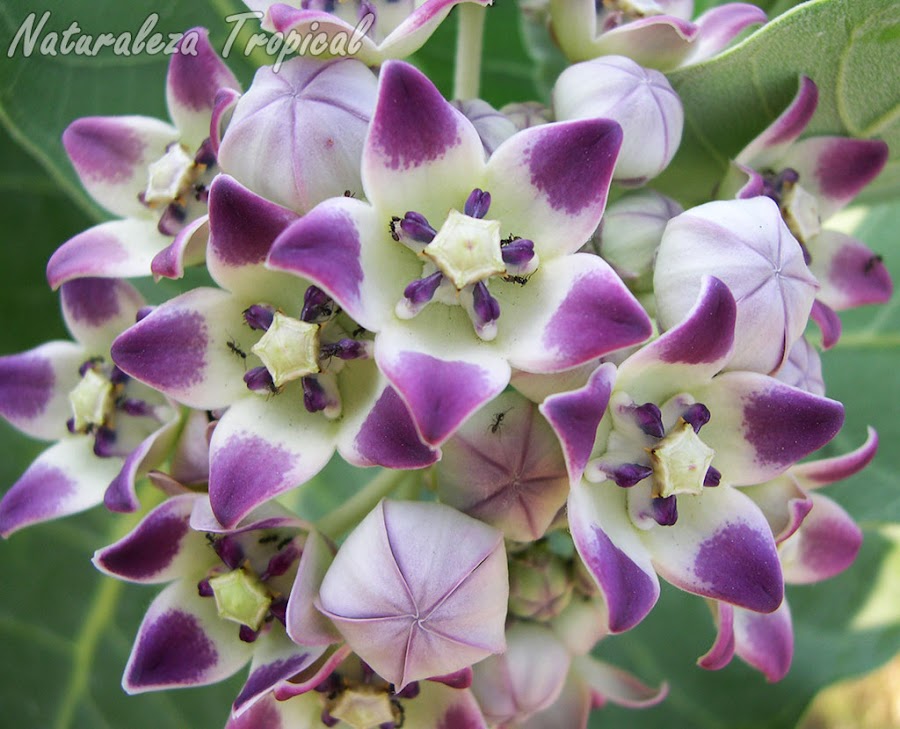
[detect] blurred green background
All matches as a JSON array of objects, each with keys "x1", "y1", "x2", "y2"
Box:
[{"x1": 1, "y1": 1, "x2": 897, "y2": 727}]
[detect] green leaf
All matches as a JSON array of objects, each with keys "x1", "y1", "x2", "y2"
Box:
[{"x1": 657, "y1": 0, "x2": 900, "y2": 206}]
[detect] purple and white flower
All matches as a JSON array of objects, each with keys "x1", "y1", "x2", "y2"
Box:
[
  {"x1": 268, "y1": 60, "x2": 652, "y2": 448},
  {"x1": 548, "y1": 0, "x2": 766, "y2": 70},
  {"x1": 48, "y1": 29, "x2": 241, "y2": 285},
  {"x1": 545, "y1": 277, "x2": 844, "y2": 632},
  {"x1": 110, "y1": 176, "x2": 438, "y2": 528}
]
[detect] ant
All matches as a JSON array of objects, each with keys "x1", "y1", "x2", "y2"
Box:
[
  {"x1": 389, "y1": 215, "x2": 402, "y2": 241},
  {"x1": 343, "y1": 190, "x2": 356, "y2": 198},
  {"x1": 490, "y1": 407, "x2": 514, "y2": 434},
  {"x1": 502, "y1": 274, "x2": 530, "y2": 286},
  {"x1": 227, "y1": 338, "x2": 247, "y2": 364},
  {"x1": 500, "y1": 234, "x2": 521, "y2": 248},
  {"x1": 864, "y1": 254, "x2": 883, "y2": 274}
]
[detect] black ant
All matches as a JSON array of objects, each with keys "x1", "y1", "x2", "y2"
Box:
[
  {"x1": 227, "y1": 338, "x2": 247, "y2": 362},
  {"x1": 490, "y1": 407, "x2": 513, "y2": 434},
  {"x1": 258, "y1": 534, "x2": 278, "y2": 545},
  {"x1": 389, "y1": 215, "x2": 402, "y2": 241},
  {"x1": 500, "y1": 234, "x2": 521, "y2": 247},
  {"x1": 343, "y1": 190, "x2": 356, "y2": 198},
  {"x1": 502, "y1": 274, "x2": 530, "y2": 286},
  {"x1": 864, "y1": 254, "x2": 883, "y2": 274}
]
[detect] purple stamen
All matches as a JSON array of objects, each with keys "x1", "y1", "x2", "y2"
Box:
[
  {"x1": 320, "y1": 338, "x2": 369, "y2": 361},
  {"x1": 314, "y1": 673, "x2": 342, "y2": 694},
  {"x1": 633, "y1": 402, "x2": 665, "y2": 438},
  {"x1": 500, "y1": 238, "x2": 535, "y2": 268},
  {"x1": 194, "y1": 138, "x2": 217, "y2": 168},
  {"x1": 212, "y1": 536, "x2": 245, "y2": 570},
  {"x1": 400, "y1": 211, "x2": 437, "y2": 243},
  {"x1": 395, "y1": 682, "x2": 420, "y2": 699},
  {"x1": 239, "y1": 625, "x2": 259, "y2": 643},
  {"x1": 682, "y1": 403, "x2": 711, "y2": 433},
  {"x1": 321, "y1": 711, "x2": 340, "y2": 728},
  {"x1": 136, "y1": 306, "x2": 155, "y2": 322},
  {"x1": 158, "y1": 203, "x2": 187, "y2": 236},
  {"x1": 261, "y1": 541, "x2": 301, "y2": 580},
  {"x1": 244, "y1": 366, "x2": 277, "y2": 394},
  {"x1": 652, "y1": 495, "x2": 678, "y2": 526},
  {"x1": 611, "y1": 463, "x2": 653, "y2": 488},
  {"x1": 269, "y1": 598, "x2": 288, "y2": 625},
  {"x1": 302, "y1": 375, "x2": 328, "y2": 413},
  {"x1": 243, "y1": 303, "x2": 275, "y2": 331},
  {"x1": 109, "y1": 366, "x2": 130, "y2": 386},
  {"x1": 301, "y1": 285, "x2": 335, "y2": 323},
  {"x1": 472, "y1": 282, "x2": 501, "y2": 325},
  {"x1": 93, "y1": 426, "x2": 118, "y2": 458},
  {"x1": 404, "y1": 271, "x2": 443, "y2": 306},
  {"x1": 66, "y1": 417, "x2": 78, "y2": 434},
  {"x1": 704, "y1": 466, "x2": 721, "y2": 487},
  {"x1": 464, "y1": 188, "x2": 492, "y2": 219},
  {"x1": 379, "y1": 723, "x2": 396, "y2": 729},
  {"x1": 359, "y1": 0, "x2": 377, "y2": 24},
  {"x1": 197, "y1": 578, "x2": 214, "y2": 597},
  {"x1": 118, "y1": 398, "x2": 153, "y2": 417},
  {"x1": 78, "y1": 358, "x2": 101, "y2": 377}
]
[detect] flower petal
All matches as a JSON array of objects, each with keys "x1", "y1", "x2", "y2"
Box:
[
  {"x1": 540, "y1": 363, "x2": 616, "y2": 485},
  {"x1": 287, "y1": 530, "x2": 342, "y2": 647},
  {"x1": 742, "y1": 475, "x2": 813, "y2": 545},
  {"x1": 780, "y1": 136, "x2": 889, "y2": 220},
  {"x1": 0, "y1": 341, "x2": 86, "y2": 441},
  {"x1": 498, "y1": 254, "x2": 651, "y2": 373},
  {"x1": 696, "y1": 372, "x2": 844, "y2": 485},
  {"x1": 206, "y1": 175, "x2": 300, "y2": 296},
  {"x1": 808, "y1": 230, "x2": 893, "y2": 311},
  {"x1": 375, "y1": 313, "x2": 511, "y2": 445},
  {"x1": 375, "y1": 0, "x2": 493, "y2": 62},
  {"x1": 60, "y1": 277, "x2": 145, "y2": 353},
  {"x1": 574, "y1": 654, "x2": 668, "y2": 708},
  {"x1": 268, "y1": 196, "x2": 415, "y2": 332},
  {"x1": 737, "y1": 76, "x2": 819, "y2": 168},
  {"x1": 780, "y1": 493, "x2": 862, "y2": 584},
  {"x1": 791, "y1": 426, "x2": 878, "y2": 488},
  {"x1": 123, "y1": 580, "x2": 253, "y2": 692},
  {"x1": 47, "y1": 219, "x2": 172, "y2": 289},
  {"x1": 485, "y1": 120, "x2": 622, "y2": 258},
  {"x1": 93, "y1": 493, "x2": 210, "y2": 583},
  {"x1": 226, "y1": 691, "x2": 320, "y2": 729},
  {"x1": 362, "y1": 61, "x2": 485, "y2": 222},
  {"x1": 150, "y1": 215, "x2": 209, "y2": 281},
  {"x1": 111, "y1": 288, "x2": 249, "y2": 409},
  {"x1": 568, "y1": 480, "x2": 660, "y2": 633},
  {"x1": 403, "y1": 682, "x2": 489, "y2": 729},
  {"x1": 518, "y1": 673, "x2": 590, "y2": 729},
  {"x1": 208, "y1": 395, "x2": 337, "y2": 528},
  {"x1": 104, "y1": 417, "x2": 181, "y2": 513},
  {"x1": 641, "y1": 486, "x2": 784, "y2": 613},
  {"x1": 616, "y1": 275, "x2": 736, "y2": 404},
  {"x1": 337, "y1": 368, "x2": 440, "y2": 470},
  {"x1": 232, "y1": 630, "x2": 325, "y2": 716},
  {"x1": 686, "y1": 3, "x2": 768, "y2": 65},
  {"x1": 698, "y1": 602, "x2": 736, "y2": 671},
  {"x1": 590, "y1": 16, "x2": 699, "y2": 70},
  {"x1": 62, "y1": 115, "x2": 178, "y2": 218},
  {"x1": 733, "y1": 600, "x2": 793, "y2": 682},
  {"x1": 0, "y1": 438, "x2": 120, "y2": 537},
  {"x1": 166, "y1": 28, "x2": 240, "y2": 149}
]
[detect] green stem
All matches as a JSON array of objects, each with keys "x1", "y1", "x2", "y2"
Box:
[
  {"x1": 315, "y1": 469, "x2": 408, "y2": 539},
  {"x1": 453, "y1": 4, "x2": 488, "y2": 100}
]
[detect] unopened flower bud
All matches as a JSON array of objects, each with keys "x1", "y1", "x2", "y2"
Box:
[
  {"x1": 508, "y1": 549, "x2": 574, "y2": 621},
  {"x1": 553, "y1": 55, "x2": 683, "y2": 184}
]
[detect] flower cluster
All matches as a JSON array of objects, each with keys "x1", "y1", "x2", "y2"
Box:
[{"x1": 0, "y1": 3, "x2": 892, "y2": 728}]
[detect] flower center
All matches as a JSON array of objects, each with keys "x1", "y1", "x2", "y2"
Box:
[
  {"x1": 66, "y1": 358, "x2": 159, "y2": 458},
  {"x1": 763, "y1": 168, "x2": 821, "y2": 249},
  {"x1": 391, "y1": 188, "x2": 539, "y2": 341},
  {"x1": 208, "y1": 568, "x2": 272, "y2": 632},
  {"x1": 239, "y1": 287, "x2": 371, "y2": 419},
  {"x1": 647, "y1": 419, "x2": 716, "y2": 499},
  {"x1": 140, "y1": 139, "x2": 217, "y2": 236},
  {"x1": 587, "y1": 396, "x2": 721, "y2": 526},
  {"x1": 329, "y1": 688, "x2": 397, "y2": 729}
]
